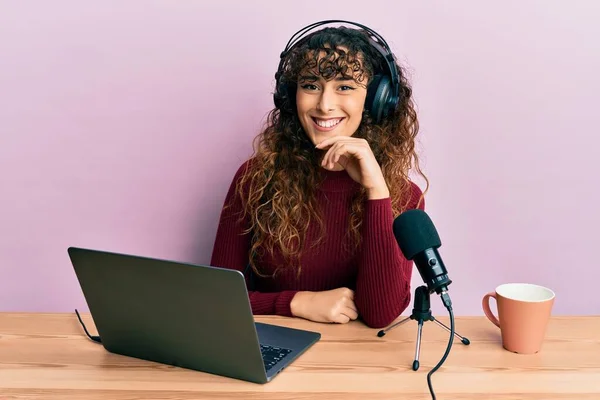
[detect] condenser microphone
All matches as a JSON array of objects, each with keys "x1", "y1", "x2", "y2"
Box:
[
  {"x1": 391, "y1": 208, "x2": 466, "y2": 400},
  {"x1": 393, "y1": 209, "x2": 452, "y2": 296}
]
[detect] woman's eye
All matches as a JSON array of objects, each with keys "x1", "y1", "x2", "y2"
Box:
[
  {"x1": 301, "y1": 84, "x2": 318, "y2": 90},
  {"x1": 339, "y1": 85, "x2": 355, "y2": 91}
]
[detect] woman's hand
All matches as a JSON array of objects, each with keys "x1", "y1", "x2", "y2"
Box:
[
  {"x1": 290, "y1": 288, "x2": 358, "y2": 324},
  {"x1": 315, "y1": 136, "x2": 389, "y2": 199}
]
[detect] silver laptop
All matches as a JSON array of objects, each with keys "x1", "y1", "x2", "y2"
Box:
[{"x1": 68, "y1": 246, "x2": 321, "y2": 383}]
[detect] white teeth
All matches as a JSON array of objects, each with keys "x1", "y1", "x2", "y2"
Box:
[{"x1": 315, "y1": 118, "x2": 342, "y2": 128}]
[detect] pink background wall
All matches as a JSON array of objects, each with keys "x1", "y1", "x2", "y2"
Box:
[{"x1": 1, "y1": 1, "x2": 599, "y2": 317}]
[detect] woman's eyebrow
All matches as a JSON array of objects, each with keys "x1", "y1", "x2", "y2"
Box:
[
  {"x1": 298, "y1": 74, "x2": 319, "y2": 81},
  {"x1": 298, "y1": 74, "x2": 356, "y2": 82},
  {"x1": 335, "y1": 76, "x2": 356, "y2": 82}
]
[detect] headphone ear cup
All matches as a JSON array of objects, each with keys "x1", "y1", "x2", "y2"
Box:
[
  {"x1": 274, "y1": 73, "x2": 296, "y2": 111},
  {"x1": 273, "y1": 72, "x2": 284, "y2": 109},
  {"x1": 286, "y1": 83, "x2": 297, "y2": 109},
  {"x1": 366, "y1": 74, "x2": 392, "y2": 123}
]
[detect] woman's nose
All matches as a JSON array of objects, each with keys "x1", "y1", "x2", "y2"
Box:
[{"x1": 316, "y1": 87, "x2": 335, "y2": 113}]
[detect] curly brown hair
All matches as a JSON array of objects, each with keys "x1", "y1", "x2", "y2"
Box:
[{"x1": 230, "y1": 25, "x2": 428, "y2": 278}]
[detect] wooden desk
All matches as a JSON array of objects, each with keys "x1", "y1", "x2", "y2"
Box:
[{"x1": 0, "y1": 313, "x2": 599, "y2": 399}]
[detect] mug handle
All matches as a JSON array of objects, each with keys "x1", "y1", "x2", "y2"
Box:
[{"x1": 482, "y1": 292, "x2": 500, "y2": 327}]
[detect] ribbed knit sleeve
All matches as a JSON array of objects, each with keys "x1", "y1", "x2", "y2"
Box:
[
  {"x1": 210, "y1": 161, "x2": 299, "y2": 316},
  {"x1": 354, "y1": 182, "x2": 425, "y2": 328}
]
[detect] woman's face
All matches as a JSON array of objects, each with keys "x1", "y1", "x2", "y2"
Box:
[{"x1": 295, "y1": 50, "x2": 368, "y2": 146}]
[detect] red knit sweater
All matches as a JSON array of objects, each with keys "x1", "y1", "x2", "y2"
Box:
[{"x1": 210, "y1": 160, "x2": 425, "y2": 329}]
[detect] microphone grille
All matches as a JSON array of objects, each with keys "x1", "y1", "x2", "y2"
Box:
[{"x1": 393, "y1": 209, "x2": 441, "y2": 260}]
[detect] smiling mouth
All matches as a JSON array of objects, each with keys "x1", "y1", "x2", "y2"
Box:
[{"x1": 311, "y1": 117, "x2": 344, "y2": 130}]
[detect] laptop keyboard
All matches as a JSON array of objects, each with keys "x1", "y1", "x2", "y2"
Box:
[{"x1": 260, "y1": 344, "x2": 292, "y2": 371}]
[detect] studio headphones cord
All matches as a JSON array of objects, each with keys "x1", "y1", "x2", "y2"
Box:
[{"x1": 426, "y1": 292, "x2": 454, "y2": 400}]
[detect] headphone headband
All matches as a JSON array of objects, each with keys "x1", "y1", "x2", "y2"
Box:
[{"x1": 277, "y1": 19, "x2": 401, "y2": 113}]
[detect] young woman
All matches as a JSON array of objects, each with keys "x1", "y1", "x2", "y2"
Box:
[{"x1": 210, "y1": 21, "x2": 427, "y2": 329}]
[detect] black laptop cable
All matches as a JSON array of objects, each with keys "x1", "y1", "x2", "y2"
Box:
[{"x1": 75, "y1": 309, "x2": 102, "y2": 343}]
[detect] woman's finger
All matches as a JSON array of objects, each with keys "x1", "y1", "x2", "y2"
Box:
[
  {"x1": 316, "y1": 136, "x2": 366, "y2": 149},
  {"x1": 322, "y1": 142, "x2": 341, "y2": 169},
  {"x1": 344, "y1": 297, "x2": 358, "y2": 313},
  {"x1": 331, "y1": 143, "x2": 365, "y2": 167},
  {"x1": 342, "y1": 306, "x2": 359, "y2": 320},
  {"x1": 332, "y1": 313, "x2": 351, "y2": 324}
]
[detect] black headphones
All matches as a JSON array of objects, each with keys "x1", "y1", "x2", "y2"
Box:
[{"x1": 274, "y1": 20, "x2": 401, "y2": 124}]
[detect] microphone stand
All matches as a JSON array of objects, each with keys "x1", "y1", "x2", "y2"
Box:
[{"x1": 377, "y1": 285, "x2": 470, "y2": 371}]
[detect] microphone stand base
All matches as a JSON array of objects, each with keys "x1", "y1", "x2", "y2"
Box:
[{"x1": 376, "y1": 285, "x2": 470, "y2": 371}]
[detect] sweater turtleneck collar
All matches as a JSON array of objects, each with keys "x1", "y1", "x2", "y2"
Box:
[{"x1": 317, "y1": 167, "x2": 360, "y2": 193}]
